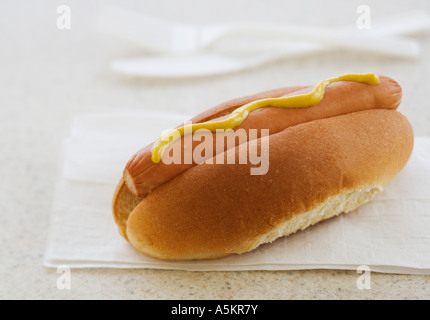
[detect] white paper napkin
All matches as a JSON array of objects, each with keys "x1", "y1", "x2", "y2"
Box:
[{"x1": 44, "y1": 111, "x2": 430, "y2": 274}]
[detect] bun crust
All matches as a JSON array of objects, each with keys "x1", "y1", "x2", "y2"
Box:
[{"x1": 116, "y1": 109, "x2": 413, "y2": 260}]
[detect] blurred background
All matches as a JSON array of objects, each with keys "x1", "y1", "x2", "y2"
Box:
[{"x1": 1, "y1": 0, "x2": 430, "y2": 298}]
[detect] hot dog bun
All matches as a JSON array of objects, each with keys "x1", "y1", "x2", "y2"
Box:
[{"x1": 113, "y1": 75, "x2": 413, "y2": 260}]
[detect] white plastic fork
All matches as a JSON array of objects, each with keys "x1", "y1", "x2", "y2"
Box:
[
  {"x1": 95, "y1": 6, "x2": 430, "y2": 78},
  {"x1": 96, "y1": 6, "x2": 429, "y2": 57}
]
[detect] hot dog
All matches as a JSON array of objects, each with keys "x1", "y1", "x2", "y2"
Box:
[
  {"x1": 113, "y1": 73, "x2": 413, "y2": 260},
  {"x1": 124, "y1": 74, "x2": 401, "y2": 198}
]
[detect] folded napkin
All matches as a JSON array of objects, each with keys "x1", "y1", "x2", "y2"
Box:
[{"x1": 44, "y1": 111, "x2": 430, "y2": 274}]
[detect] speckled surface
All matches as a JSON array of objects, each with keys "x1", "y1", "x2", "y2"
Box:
[{"x1": 1, "y1": 0, "x2": 430, "y2": 299}]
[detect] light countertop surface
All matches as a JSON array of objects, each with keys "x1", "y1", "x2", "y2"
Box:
[{"x1": 1, "y1": 0, "x2": 430, "y2": 299}]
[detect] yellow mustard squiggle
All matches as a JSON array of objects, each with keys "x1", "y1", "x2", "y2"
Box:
[{"x1": 151, "y1": 73, "x2": 380, "y2": 163}]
